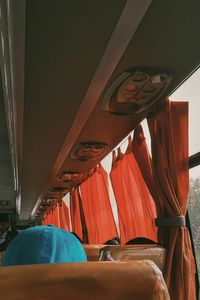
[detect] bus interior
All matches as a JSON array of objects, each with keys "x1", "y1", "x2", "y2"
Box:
[{"x1": 0, "y1": 1, "x2": 200, "y2": 300}]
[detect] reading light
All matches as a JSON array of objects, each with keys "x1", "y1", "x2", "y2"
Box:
[
  {"x1": 102, "y1": 67, "x2": 173, "y2": 115},
  {"x1": 57, "y1": 171, "x2": 82, "y2": 184},
  {"x1": 49, "y1": 187, "x2": 68, "y2": 194},
  {"x1": 71, "y1": 142, "x2": 109, "y2": 161}
]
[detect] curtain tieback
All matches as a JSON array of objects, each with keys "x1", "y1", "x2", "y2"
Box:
[{"x1": 155, "y1": 215, "x2": 185, "y2": 227}]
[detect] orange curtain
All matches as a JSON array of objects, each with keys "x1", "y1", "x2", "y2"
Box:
[
  {"x1": 43, "y1": 210, "x2": 53, "y2": 225},
  {"x1": 148, "y1": 99, "x2": 196, "y2": 300},
  {"x1": 132, "y1": 124, "x2": 165, "y2": 218},
  {"x1": 43, "y1": 202, "x2": 70, "y2": 229},
  {"x1": 42, "y1": 200, "x2": 70, "y2": 230},
  {"x1": 52, "y1": 204, "x2": 60, "y2": 228},
  {"x1": 59, "y1": 200, "x2": 70, "y2": 231},
  {"x1": 132, "y1": 125, "x2": 154, "y2": 196},
  {"x1": 110, "y1": 140, "x2": 157, "y2": 244},
  {"x1": 42, "y1": 218, "x2": 47, "y2": 226},
  {"x1": 80, "y1": 164, "x2": 118, "y2": 244},
  {"x1": 70, "y1": 188, "x2": 83, "y2": 241}
]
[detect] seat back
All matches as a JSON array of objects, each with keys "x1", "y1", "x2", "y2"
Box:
[
  {"x1": 0, "y1": 260, "x2": 169, "y2": 300},
  {"x1": 84, "y1": 244, "x2": 166, "y2": 272},
  {"x1": 83, "y1": 244, "x2": 104, "y2": 261}
]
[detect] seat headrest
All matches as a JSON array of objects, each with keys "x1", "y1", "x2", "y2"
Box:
[{"x1": 0, "y1": 260, "x2": 170, "y2": 300}]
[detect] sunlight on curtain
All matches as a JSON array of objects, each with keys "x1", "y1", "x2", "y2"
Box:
[
  {"x1": 110, "y1": 139, "x2": 157, "y2": 244},
  {"x1": 80, "y1": 164, "x2": 118, "y2": 244}
]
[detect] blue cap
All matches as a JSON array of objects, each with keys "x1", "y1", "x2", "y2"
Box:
[{"x1": 2, "y1": 226, "x2": 87, "y2": 266}]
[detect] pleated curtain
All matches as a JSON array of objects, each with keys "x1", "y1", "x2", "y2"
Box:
[
  {"x1": 148, "y1": 99, "x2": 196, "y2": 300},
  {"x1": 110, "y1": 140, "x2": 157, "y2": 244},
  {"x1": 80, "y1": 164, "x2": 118, "y2": 244}
]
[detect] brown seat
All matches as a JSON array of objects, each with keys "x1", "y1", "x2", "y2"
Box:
[
  {"x1": 0, "y1": 260, "x2": 169, "y2": 300},
  {"x1": 83, "y1": 244, "x2": 104, "y2": 261},
  {"x1": 84, "y1": 244, "x2": 166, "y2": 272},
  {"x1": 102, "y1": 245, "x2": 166, "y2": 272}
]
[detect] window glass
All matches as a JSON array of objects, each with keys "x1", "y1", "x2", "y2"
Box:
[
  {"x1": 188, "y1": 166, "x2": 200, "y2": 282},
  {"x1": 171, "y1": 68, "x2": 200, "y2": 155}
]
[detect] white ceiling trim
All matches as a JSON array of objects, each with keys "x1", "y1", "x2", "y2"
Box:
[{"x1": 0, "y1": 0, "x2": 25, "y2": 214}]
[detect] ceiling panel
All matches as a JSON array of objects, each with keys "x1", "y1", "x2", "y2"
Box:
[
  {"x1": 47, "y1": 0, "x2": 200, "y2": 196},
  {"x1": 20, "y1": 0, "x2": 126, "y2": 219}
]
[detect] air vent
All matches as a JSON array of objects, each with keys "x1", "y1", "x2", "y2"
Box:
[
  {"x1": 57, "y1": 171, "x2": 83, "y2": 185},
  {"x1": 0, "y1": 200, "x2": 12, "y2": 207},
  {"x1": 32, "y1": 197, "x2": 58, "y2": 221},
  {"x1": 102, "y1": 67, "x2": 173, "y2": 115},
  {"x1": 71, "y1": 142, "x2": 109, "y2": 161},
  {"x1": 49, "y1": 187, "x2": 68, "y2": 194},
  {"x1": 42, "y1": 198, "x2": 57, "y2": 206}
]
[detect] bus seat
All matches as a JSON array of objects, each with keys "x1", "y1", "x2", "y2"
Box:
[
  {"x1": 101, "y1": 245, "x2": 166, "y2": 272},
  {"x1": 0, "y1": 260, "x2": 170, "y2": 300},
  {"x1": 84, "y1": 244, "x2": 166, "y2": 272},
  {"x1": 83, "y1": 244, "x2": 103, "y2": 261}
]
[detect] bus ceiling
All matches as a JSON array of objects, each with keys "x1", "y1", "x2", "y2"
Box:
[{"x1": 0, "y1": 0, "x2": 200, "y2": 222}]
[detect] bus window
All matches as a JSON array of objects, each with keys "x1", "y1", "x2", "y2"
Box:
[
  {"x1": 171, "y1": 67, "x2": 200, "y2": 156},
  {"x1": 188, "y1": 166, "x2": 200, "y2": 283}
]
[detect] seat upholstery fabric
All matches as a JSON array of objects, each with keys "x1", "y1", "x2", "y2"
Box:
[
  {"x1": 0, "y1": 260, "x2": 170, "y2": 300},
  {"x1": 84, "y1": 244, "x2": 166, "y2": 272}
]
